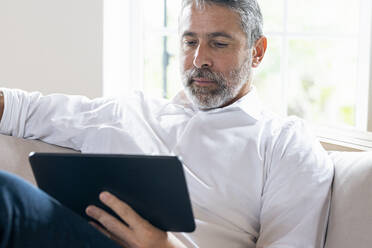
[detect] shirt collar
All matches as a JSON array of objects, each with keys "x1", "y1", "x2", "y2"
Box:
[
  {"x1": 227, "y1": 86, "x2": 263, "y2": 120},
  {"x1": 170, "y1": 86, "x2": 264, "y2": 120}
]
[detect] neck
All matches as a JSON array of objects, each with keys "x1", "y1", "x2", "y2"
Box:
[{"x1": 220, "y1": 81, "x2": 252, "y2": 108}]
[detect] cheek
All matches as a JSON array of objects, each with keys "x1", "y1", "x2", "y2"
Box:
[
  {"x1": 215, "y1": 51, "x2": 248, "y2": 73},
  {"x1": 180, "y1": 52, "x2": 194, "y2": 71},
  {"x1": 214, "y1": 57, "x2": 238, "y2": 75}
]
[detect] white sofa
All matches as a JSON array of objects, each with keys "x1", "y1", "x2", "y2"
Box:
[{"x1": 1, "y1": 134, "x2": 372, "y2": 248}]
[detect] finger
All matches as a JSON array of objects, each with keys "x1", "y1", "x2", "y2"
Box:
[
  {"x1": 89, "y1": 221, "x2": 130, "y2": 248},
  {"x1": 99, "y1": 191, "x2": 146, "y2": 229},
  {"x1": 86, "y1": 205, "x2": 134, "y2": 243}
]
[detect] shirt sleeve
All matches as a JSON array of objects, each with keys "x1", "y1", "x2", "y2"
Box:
[
  {"x1": 256, "y1": 118, "x2": 334, "y2": 248},
  {"x1": 0, "y1": 88, "x2": 122, "y2": 151}
]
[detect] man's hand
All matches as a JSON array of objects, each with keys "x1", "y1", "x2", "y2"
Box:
[
  {"x1": 0, "y1": 91, "x2": 4, "y2": 122},
  {"x1": 86, "y1": 192, "x2": 186, "y2": 248}
]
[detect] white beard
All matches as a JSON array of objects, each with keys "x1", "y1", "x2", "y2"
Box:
[{"x1": 182, "y1": 54, "x2": 252, "y2": 110}]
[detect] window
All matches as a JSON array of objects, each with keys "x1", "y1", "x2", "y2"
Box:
[
  {"x1": 103, "y1": 0, "x2": 182, "y2": 98},
  {"x1": 104, "y1": 0, "x2": 372, "y2": 150},
  {"x1": 255, "y1": 0, "x2": 372, "y2": 149},
  {"x1": 142, "y1": 0, "x2": 182, "y2": 99}
]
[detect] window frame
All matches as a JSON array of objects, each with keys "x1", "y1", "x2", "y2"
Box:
[
  {"x1": 367, "y1": 0, "x2": 372, "y2": 132},
  {"x1": 356, "y1": 0, "x2": 372, "y2": 132}
]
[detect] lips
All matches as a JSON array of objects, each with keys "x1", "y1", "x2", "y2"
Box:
[{"x1": 192, "y1": 78, "x2": 216, "y2": 86}]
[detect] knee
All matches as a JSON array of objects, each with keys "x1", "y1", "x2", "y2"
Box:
[
  {"x1": 0, "y1": 171, "x2": 24, "y2": 220},
  {"x1": 0, "y1": 171, "x2": 39, "y2": 213},
  {"x1": 0, "y1": 170, "x2": 52, "y2": 227},
  {"x1": 0, "y1": 170, "x2": 59, "y2": 218},
  {"x1": 0, "y1": 170, "x2": 29, "y2": 194},
  {"x1": 0, "y1": 171, "x2": 42, "y2": 246}
]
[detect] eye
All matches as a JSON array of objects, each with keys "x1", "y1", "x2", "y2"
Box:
[
  {"x1": 213, "y1": 42, "x2": 228, "y2": 48},
  {"x1": 184, "y1": 40, "x2": 197, "y2": 47}
]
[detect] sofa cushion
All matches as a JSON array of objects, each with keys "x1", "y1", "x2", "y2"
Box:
[
  {"x1": 325, "y1": 152, "x2": 372, "y2": 248},
  {"x1": 0, "y1": 134, "x2": 76, "y2": 185}
]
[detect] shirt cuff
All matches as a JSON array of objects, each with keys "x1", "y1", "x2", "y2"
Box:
[{"x1": 0, "y1": 88, "x2": 28, "y2": 137}]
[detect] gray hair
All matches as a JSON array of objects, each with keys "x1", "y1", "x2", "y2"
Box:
[{"x1": 181, "y1": 0, "x2": 264, "y2": 48}]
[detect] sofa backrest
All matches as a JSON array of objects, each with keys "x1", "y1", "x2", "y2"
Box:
[{"x1": 325, "y1": 152, "x2": 372, "y2": 248}]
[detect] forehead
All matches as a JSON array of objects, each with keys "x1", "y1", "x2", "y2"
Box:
[{"x1": 179, "y1": 3, "x2": 246, "y2": 39}]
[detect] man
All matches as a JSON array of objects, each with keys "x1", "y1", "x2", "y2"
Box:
[{"x1": 0, "y1": 0, "x2": 333, "y2": 247}]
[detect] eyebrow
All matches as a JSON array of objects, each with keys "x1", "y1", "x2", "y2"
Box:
[
  {"x1": 208, "y1": 32, "x2": 234, "y2": 40},
  {"x1": 182, "y1": 31, "x2": 197, "y2": 38},
  {"x1": 182, "y1": 31, "x2": 234, "y2": 40}
]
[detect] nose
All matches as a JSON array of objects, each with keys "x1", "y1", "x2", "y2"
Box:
[{"x1": 193, "y1": 43, "x2": 213, "y2": 69}]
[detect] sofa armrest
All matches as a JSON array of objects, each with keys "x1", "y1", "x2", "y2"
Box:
[{"x1": 0, "y1": 134, "x2": 77, "y2": 184}]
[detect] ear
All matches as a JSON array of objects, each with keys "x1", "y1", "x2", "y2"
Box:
[{"x1": 251, "y1": 36, "x2": 267, "y2": 68}]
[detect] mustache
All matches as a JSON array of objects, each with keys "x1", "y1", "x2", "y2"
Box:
[{"x1": 185, "y1": 68, "x2": 225, "y2": 86}]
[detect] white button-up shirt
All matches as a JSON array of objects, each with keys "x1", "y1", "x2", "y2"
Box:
[{"x1": 0, "y1": 87, "x2": 333, "y2": 248}]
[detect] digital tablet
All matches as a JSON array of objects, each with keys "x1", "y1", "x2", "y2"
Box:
[{"x1": 28, "y1": 153, "x2": 195, "y2": 232}]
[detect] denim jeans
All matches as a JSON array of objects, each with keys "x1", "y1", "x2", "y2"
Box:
[{"x1": 0, "y1": 170, "x2": 122, "y2": 248}]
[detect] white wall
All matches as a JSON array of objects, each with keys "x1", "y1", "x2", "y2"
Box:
[{"x1": 0, "y1": 0, "x2": 103, "y2": 98}]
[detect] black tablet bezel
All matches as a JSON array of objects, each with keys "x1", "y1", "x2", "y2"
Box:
[{"x1": 29, "y1": 152, "x2": 195, "y2": 233}]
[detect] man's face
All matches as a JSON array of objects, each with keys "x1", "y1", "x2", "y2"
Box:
[{"x1": 179, "y1": 3, "x2": 253, "y2": 110}]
